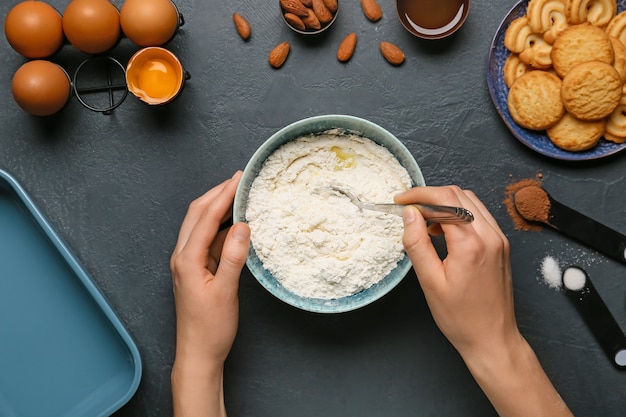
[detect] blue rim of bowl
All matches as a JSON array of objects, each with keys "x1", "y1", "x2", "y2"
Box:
[
  {"x1": 486, "y1": 0, "x2": 626, "y2": 161},
  {"x1": 233, "y1": 114, "x2": 424, "y2": 313}
]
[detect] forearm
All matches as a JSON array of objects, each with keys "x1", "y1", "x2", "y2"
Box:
[
  {"x1": 171, "y1": 357, "x2": 227, "y2": 417},
  {"x1": 460, "y1": 334, "x2": 572, "y2": 417}
]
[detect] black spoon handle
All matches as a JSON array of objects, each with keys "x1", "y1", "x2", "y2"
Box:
[
  {"x1": 562, "y1": 267, "x2": 626, "y2": 370},
  {"x1": 548, "y1": 197, "x2": 626, "y2": 265}
]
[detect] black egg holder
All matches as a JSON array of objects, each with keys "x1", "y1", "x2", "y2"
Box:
[
  {"x1": 8, "y1": 0, "x2": 188, "y2": 116},
  {"x1": 72, "y1": 56, "x2": 128, "y2": 115}
]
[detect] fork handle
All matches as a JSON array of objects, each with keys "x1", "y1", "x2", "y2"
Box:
[
  {"x1": 367, "y1": 203, "x2": 474, "y2": 223},
  {"x1": 414, "y1": 203, "x2": 474, "y2": 223}
]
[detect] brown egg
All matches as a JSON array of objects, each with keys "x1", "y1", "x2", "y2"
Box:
[
  {"x1": 120, "y1": 0, "x2": 179, "y2": 46},
  {"x1": 63, "y1": 0, "x2": 121, "y2": 54},
  {"x1": 12, "y1": 60, "x2": 72, "y2": 116},
  {"x1": 4, "y1": 1, "x2": 64, "y2": 58}
]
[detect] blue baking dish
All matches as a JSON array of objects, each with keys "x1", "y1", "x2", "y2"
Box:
[{"x1": 0, "y1": 169, "x2": 141, "y2": 417}]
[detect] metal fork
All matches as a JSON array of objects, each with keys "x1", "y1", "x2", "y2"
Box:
[{"x1": 329, "y1": 186, "x2": 474, "y2": 224}]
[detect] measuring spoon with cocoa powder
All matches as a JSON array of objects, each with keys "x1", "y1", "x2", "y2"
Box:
[{"x1": 513, "y1": 185, "x2": 626, "y2": 265}]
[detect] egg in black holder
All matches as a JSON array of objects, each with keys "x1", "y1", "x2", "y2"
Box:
[{"x1": 72, "y1": 56, "x2": 128, "y2": 115}]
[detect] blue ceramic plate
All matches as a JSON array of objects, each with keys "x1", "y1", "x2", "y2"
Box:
[
  {"x1": 234, "y1": 115, "x2": 425, "y2": 313},
  {"x1": 487, "y1": 0, "x2": 626, "y2": 161},
  {"x1": 0, "y1": 170, "x2": 141, "y2": 417}
]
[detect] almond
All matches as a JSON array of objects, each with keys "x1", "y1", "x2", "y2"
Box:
[
  {"x1": 232, "y1": 13, "x2": 251, "y2": 40},
  {"x1": 284, "y1": 12, "x2": 306, "y2": 31},
  {"x1": 322, "y1": 0, "x2": 338, "y2": 13},
  {"x1": 311, "y1": 0, "x2": 333, "y2": 24},
  {"x1": 380, "y1": 41, "x2": 405, "y2": 65},
  {"x1": 302, "y1": 8, "x2": 321, "y2": 30},
  {"x1": 280, "y1": 0, "x2": 309, "y2": 17},
  {"x1": 337, "y1": 32, "x2": 357, "y2": 62},
  {"x1": 300, "y1": 0, "x2": 312, "y2": 6},
  {"x1": 361, "y1": 0, "x2": 382, "y2": 22},
  {"x1": 269, "y1": 41, "x2": 290, "y2": 68}
]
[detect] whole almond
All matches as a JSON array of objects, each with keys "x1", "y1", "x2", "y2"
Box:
[
  {"x1": 269, "y1": 41, "x2": 291, "y2": 68},
  {"x1": 232, "y1": 13, "x2": 251, "y2": 40},
  {"x1": 323, "y1": 0, "x2": 338, "y2": 13},
  {"x1": 311, "y1": 0, "x2": 333, "y2": 24},
  {"x1": 361, "y1": 0, "x2": 382, "y2": 22},
  {"x1": 284, "y1": 12, "x2": 306, "y2": 31},
  {"x1": 337, "y1": 32, "x2": 357, "y2": 62},
  {"x1": 380, "y1": 41, "x2": 405, "y2": 65},
  {"x1": 280, "y1": 0, "x2": 309, "y2": 17},
  {"x1": 302, "y1": 8, "x2": 322, "y2": 30}
]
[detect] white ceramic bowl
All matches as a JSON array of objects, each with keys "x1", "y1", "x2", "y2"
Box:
[{"x1": 233, "y1": 115, "x2": 424, "y2": 313}]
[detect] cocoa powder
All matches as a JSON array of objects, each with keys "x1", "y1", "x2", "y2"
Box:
[
  {"x1": 503, "y1": 178, "x2": 544, "y2": 231},
  {"x1": 513, "y1": 185, "x2": 551, "y2": 223}
]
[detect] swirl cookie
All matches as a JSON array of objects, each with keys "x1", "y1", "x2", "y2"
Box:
[
  {"x1": 546, "y1": 112, "x2": 605, "y2": 151},
  {"x1": 504, "y1": 54, "x2": 532, "y2": 87},
  {"x1": 606, "y1": 11, "x2": 626, "y2": 46},
  {"x1": 551, "y1": 23, "x2": 614, "y2": 78},
  {"x1": 561, "y1": 60, "x2": 622, "y2": 120},
  {"x1": 567, "y1": 0, "x2": 616, "y2": 26},
  {"x1": 504, "y1": 16, "x2": 553, "y2": 68},
  {"x1": 609, "y1": 36, "x2": 626, "y2": 81},
  {"x1": 519, "y1": 35, "x2": 553, "y2": 68},
  {"x1": 504, "y1": 17, "x2": 535, "y2": 53},
  {"x1": 605, "y1": 94, "x2": 626, "y2": 143},
  {"x1": 507, "y1": 70, "x2": 565, "y2": 130},
  {"x1": 527, "y1": 0, "x2": 568, "y2": 43}
]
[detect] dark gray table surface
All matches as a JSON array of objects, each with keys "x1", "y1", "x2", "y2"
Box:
[{"x1": 2, "y1": 0, "x2": 625, "y2": 416}]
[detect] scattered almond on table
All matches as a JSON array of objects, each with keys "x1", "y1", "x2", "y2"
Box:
[
  {"x1": 337, "y1": 32, "x2": 357, "y2": 62},
  {"x1": 269, "y1": 41, "x2": 291, "y2": 68},
  {"x1": 232, "y1": 13, "x2": 251, "y2": 40},
  {"x1": 380, "y1": 41, "x2": 405, "y2": 65},
  {"x1": 234, "y1": 0, "x2": 406, "y2": 69},
  {"x1": 361, "y1": 0, "x2": 383, "y2": 22}
]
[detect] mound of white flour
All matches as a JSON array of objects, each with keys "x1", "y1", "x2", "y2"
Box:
[{"x1": 245, "y1": 130, "x2": 412, "y2": 299}]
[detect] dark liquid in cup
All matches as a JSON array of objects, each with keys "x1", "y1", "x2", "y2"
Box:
[{"x1": 401, "y1": 0, "x2": 465, "y2": 30}]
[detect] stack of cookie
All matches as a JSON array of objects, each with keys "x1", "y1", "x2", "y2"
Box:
[{"x1": 503, "y1": 0, "x2": 626, "y2": 151}]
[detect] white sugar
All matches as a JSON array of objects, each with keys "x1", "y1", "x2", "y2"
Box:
[
  {"x1": 541, "y1": 256, "x2": 562, "y2": 289},
  {"x1": 563, "y1": 267, "x2": 587, "y2": 291}
]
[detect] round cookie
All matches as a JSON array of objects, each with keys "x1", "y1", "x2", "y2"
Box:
[
  {"x1": 561, "y1": 60, "x2": 622, "y2": 120},
  {"x1": 507, "y1": 70, "x2": 565, "y2": 130},
  {"x1": 550, "y1": 23, "x2": 614, "y2": 78},
  {"x1": 546, "y1": 112, "x2": 605, "y2": 151}
]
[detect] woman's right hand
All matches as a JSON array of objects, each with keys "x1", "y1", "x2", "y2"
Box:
[
  {"x1": 396, "y1": 186, "x2": 518, "y2": 357},
  {"x1": 396, "y1": 186, "x2": 573, "y2": 417}
]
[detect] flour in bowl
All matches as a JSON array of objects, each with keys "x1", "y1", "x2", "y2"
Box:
[{"x1": 245, "y1": 130, "x2": 412, "y2": 299}]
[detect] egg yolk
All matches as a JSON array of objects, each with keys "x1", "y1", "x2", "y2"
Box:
[
  {"x1": 136, "y1": 58, "x2": 179, "y2": 99},
  {"x1": 331, "y1": 146, "x2": 356, "y2": 170}
]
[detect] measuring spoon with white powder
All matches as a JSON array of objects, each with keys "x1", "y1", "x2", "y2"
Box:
[{"x1": 562, "y1": 266, "x2": 626, "y2": 370}]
